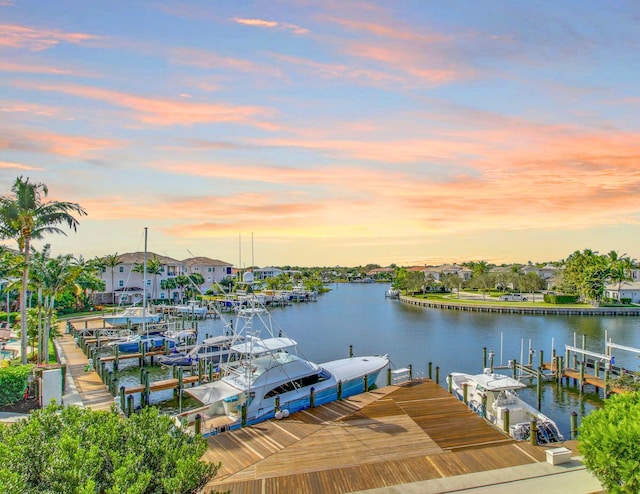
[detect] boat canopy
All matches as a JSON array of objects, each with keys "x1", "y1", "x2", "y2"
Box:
[
  {"x1": 202, "y1": 335, "x2": 237, "y2": 346},
  {"x1": 231, "y1": 337, "x2": 296, "y2": 355},
  {"x1": 184, "y1": 380, "x2": 240, "y2": 405},
  {"x1": 472, "y1": 373, "x2": 526, "y2": 391}
]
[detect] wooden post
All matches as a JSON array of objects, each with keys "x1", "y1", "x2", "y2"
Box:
[
  {"x1": 387, "y1": 366, "x2": 392, "y2": 386},
  {"x1": 127, "y1": 394, "x2": 133, "y2": 417},
  {"x1": 512, "y1": 359, "x2": 517, "y2": 380},
  {"x1": 310, "y1": 386, "x2": 316, "y2": 407},
  {"x1": 539, "y1": 349, "x2": 544, "y2": 369},
  {"x1": 177, "y1": 367, "x2": 183, "y2": 412},
  {"x1": 579, "y1": 361, "x2": 585, "y2": 392},
  {"x1": 447, "y1": 374, "x2": 452, "y2": 393},
  {"x1": 556, "y1": 355, "x2": 562, "y2": 384},
  {"x1": 337, "y1": 380, "x2": 343, "y2": 400},
  {"x1": 435, "y1": 366, "x2": 440, "y2": 385},
  {"x1": 111, "y1": 377, "x2": 118, "y2": 397},
  {"x1": 113, "y1": 345, "x2": 119, "y2": 371},
  {"x1": 503, "y1": 408, "x2": 510, "y2": 434},
  {"x1": 208, "y1": 362, "x2": 214, "y2": 382},
  {"x1": 463, "y1": 382, "x2": 469, "y2": 404},
  {"x1": 530, "y1": 418, "x2": 537, "y2": 446},
  {"x1": 570, "y1": 411, "x2": 578, "y2": 440},
  {"x1": 120, "y1": 385, "x2": 126, "y2": 411},
  {"x1": 349, "y1": 344, "x2": 353, "y2": 358},
  {"x1": 536, "y1": 367, "x2": 542, "y2": 411},
  {"x1": 482, "y1": 347, "x2": 487, "y2": 370},
  {"x1": 144, "y1": 370, "x2": 150, "y2": 406},
  {"x1": 408, "y1": 364, "x2": 413, "y2": 381},
  {"x1": 428, "y1": 361, "x2": 433, "y2": 380},
  {"x1": 195, "y1": 414, "x2": 202, "y2": 435}
]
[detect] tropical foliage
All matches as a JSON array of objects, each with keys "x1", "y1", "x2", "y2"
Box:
[
  {"x1": 0, "y1": 364, "x2": 33, "y2": 405},
  {"x1": 0, "y1": 176, "x2": 86, "y2": 364},
  {"x1": 579, "y1": 392, "x2": 640, "y2": 493},
  {"x1": 0, "y1": 404, "x2": 218, "y2": 494}
]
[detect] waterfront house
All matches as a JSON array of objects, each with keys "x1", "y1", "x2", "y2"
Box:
[
  {"x1": 95, "y1": 252, "x2": 233, "y2": 304},
  {"x1": 181, "y1": 257, "x2": 233, "y2": 293},
  {"x1": 604, "y1": 281, "x2": 640, "y2": 304}
]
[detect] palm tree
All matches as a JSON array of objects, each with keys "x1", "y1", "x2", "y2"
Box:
[
  {"x1": 0, "y1": 177, "x2": 86, "y2": 364},
  {"x1": 133, "y1": 255, "x2": 163, "y2": 302},
  {"x1": 102, "y1": 253, "x2": 122, "y2": 305}
]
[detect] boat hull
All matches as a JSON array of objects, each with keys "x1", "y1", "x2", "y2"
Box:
[
  {"x1": 182, "y1": 355, "x2": 389, "y2": 436},
  {"x1": 449, "y1": 372, "x2": 564, "y2": 444}
]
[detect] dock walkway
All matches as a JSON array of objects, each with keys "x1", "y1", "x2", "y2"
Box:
[
  {"x1": 55, "y1": 332, "x2": 114, "y2": 411},
  {"x1": 202, "y1": 380, "x2": 601, "y2": 493}
]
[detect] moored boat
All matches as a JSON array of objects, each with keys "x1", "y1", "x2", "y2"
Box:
[
  {"x1": 156, "y1": 334, "x2": 238, "y2": 367},
  {"x1": 102, "y1": 306, "x2": 162, "y2": 327},
  {"x1": 177, "y1": 300, "x2": 389, "y2": 435},
  {"x1": 448, "y1": 369, "x2": 564, "y2": 444}
]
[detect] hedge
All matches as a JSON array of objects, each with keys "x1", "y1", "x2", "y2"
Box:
[
  {"x1": 543, "y1": 294, "x2": 580, "y2": 304},
  {"x1": 0, "y1": 365, "x2": 34, "y2": 406}
]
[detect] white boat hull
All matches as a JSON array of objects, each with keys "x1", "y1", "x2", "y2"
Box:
[{"x1": 449, "y1": 371, "x2": 564, "y2": 444}]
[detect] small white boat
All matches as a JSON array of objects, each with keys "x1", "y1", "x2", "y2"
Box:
[
  {"x1": 102, "y1": 307, "x2": 162, "y2": 327},
  {"x1": 449, "y1": 369, "x2": 564, "y2": 444},
  {"x1": 178, "y1": 300, "x2": 389, "y2": 435},
  {"x1": 157, "y1": 334, "x2": 239, "y2": 367}
]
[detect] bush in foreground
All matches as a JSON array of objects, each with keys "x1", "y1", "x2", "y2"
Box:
[
  {"x1": 579, "y1": 392, "x2": 640, "y2": 493},
  {"x1": 0, "y1": 404, "x2": 218, "y2": 494}
]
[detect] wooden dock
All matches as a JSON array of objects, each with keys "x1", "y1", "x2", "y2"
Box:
[{"x1": 202, "y1": 379, "x2": 572, "y2": 493}]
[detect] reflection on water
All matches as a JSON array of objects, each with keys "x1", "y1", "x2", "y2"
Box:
[{"x1": 106, "y1": 282, "x2": 640, "y2": 432}]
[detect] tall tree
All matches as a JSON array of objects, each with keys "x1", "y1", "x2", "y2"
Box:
[
  {"x1": 102, "y1": 253, "x2": 122, "y2": 304},
  {"x1": 0, "y1": 177, "x2": 86, "y2": 364}
]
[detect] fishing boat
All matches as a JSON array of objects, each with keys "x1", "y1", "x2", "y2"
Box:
[
  {"x1": 448, "y1": 369, "x2": 564, "y2": 444},
  {"x1": 156, "y1": 334, "x2": 238, "y2": 367},
  {"x1": 102, "y1": 306, "x2": 163, "y2": 327},
  {"x1": 178, "y1": 302, "x2": 389, "y2": 435}
]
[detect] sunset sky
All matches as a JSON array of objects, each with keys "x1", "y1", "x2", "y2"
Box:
[{"x1": 1, "y1": 1, "x2": 639, "y2": 268}]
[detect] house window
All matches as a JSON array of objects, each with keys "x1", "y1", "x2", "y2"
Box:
[
  {"x1": 227, "y1": 267, "x2": 232, "y2": 274},
  {"x1": 208, "y1": 267, "x2": 212, "y2": 272},
  {"x1": 146, "y1": 279, "x2": 151, "y2": 286},
  {"x1": 119, "y1": 266, "x2": 124, "y2": 273},
  {"x1": 160, "y1": 293, "x2": 165, "y2": 299},
  {"x1": 118, "y1": 280, "x2": 124, "y2": 288}
]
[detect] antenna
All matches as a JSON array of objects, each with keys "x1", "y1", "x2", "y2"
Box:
[{"x1": 251, "y1": 232, "x2": 254, "y2": 271}]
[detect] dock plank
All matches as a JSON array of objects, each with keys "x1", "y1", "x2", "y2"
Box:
[{"x1": 203, "y1": 379, "x2": 555, "y2": 493}]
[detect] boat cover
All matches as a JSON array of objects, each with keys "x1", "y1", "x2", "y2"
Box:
[
  {"x1": 231, "y1": 337, "x2": 297, "y2": 354},
  {"x1": 202, "y1": 335, "x2": 237, "y2": 346},
  {"x1": 184, "y1": 380, "x2": 241, "y2": 405},
  {"x1": 470, "y1": 373, "x2": 526, "y2": 391}
]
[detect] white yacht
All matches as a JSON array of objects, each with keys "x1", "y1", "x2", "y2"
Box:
[
  {"x1": 449, "y1": 369, "x2": 564, "y2": 444},
  {"x1": 178, "y1": 303, "x2": 389, "y2": 435}
]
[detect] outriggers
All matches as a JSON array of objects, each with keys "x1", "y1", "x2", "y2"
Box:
[{"x1": 179, "y1": 297, "x2": 389, "y2": 435}]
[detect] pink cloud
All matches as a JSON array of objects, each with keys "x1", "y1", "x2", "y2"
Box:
[
  {"x1": 0, "y1": 61, "x2": 73, "y2": 75},
  {"x1": 0, "y1": 160, "x2": 42, "y2": 171},
  {"x1": 0, "y1": 24, "x2": 101, "y2": 51},
  {"x1": 31, "y1": 82, "x2": 274, "y2": 127},
  {"x1": 168, "y1": 47, "x2": 284, "y2": 79},
  {"x1": 233, "y1": 17, "x2": 309, "y2": 35},
  {"x1": 1, "y1": 129, "x2": 121, "y2": 157}
]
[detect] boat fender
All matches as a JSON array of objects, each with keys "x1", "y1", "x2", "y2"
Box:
[
  {"x1": 282, "y1": 409, "x2": 289, "y2": 418},
  {"x1": 275, "y1": 411, "x2": 283, "y2": 420}
]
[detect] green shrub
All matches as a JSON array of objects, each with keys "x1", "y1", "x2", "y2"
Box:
[
  {"x1": 0, "y1": 404, "x2": 218, "y2": 493},
  {"x1": 0, "y1": 365, "x2": 34, "y2": 405},
  {"x1": 543, "y1": 293, "x2": 580, "y2": 304},
  {"x1": 579, "y1": 392, "x2": 640, "y2": 492},
  {"x1": 621, "y1": 298, "x2": 632, "y2": 305}
]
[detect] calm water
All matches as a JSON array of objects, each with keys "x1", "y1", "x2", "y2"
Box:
[{"x1": 113, "y1": 282, "x2": 640, "y2": 438}]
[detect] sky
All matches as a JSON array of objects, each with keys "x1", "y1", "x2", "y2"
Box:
[{"x1": 1, "y1": 1, "x2": 639, "y2": 268}]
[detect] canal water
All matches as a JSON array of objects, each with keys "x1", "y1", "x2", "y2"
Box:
[{"x1": 113, "y1": 282, "x2": 640, "y2": 438}]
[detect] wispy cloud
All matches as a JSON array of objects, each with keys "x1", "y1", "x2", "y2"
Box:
[
  {"x1": 30, "y1": 82, "x2": 275, "y2": 127},
  {"x1": 0, "y1": 24, "x2": 101, "y2": 51},
  {"x1": 233, "y1": 17, "x2": 309, "y2": 35},
  {"x1": 0, "y1": 128, "x2": 121, "y2": 157},
  {"x1": 168, "y1": 47, "x2": 284, "y2": 79},
  {"x1": 0, "y1": 160, "x2": 42, "y2": 171}
]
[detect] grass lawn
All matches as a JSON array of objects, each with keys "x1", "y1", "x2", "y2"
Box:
[{"x1": 411, "y1": 292, "x2": 596, "y2": 308}]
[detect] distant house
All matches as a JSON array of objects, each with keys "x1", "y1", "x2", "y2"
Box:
[
  {"x1": 253, "y1": 267, "x2": 284, "y2": 280},
  {"x1": 181, "y1": 257, "x2": 233, "y2": 293},
  {"x1": 604, "y1": 281, "x2": 640, "y2": 303},
  {"x1": 96, "y1": 252, "x2": 233, "y2": 304}
]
